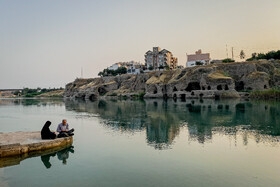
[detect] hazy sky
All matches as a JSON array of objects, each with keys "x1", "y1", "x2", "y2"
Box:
[{"x1": 1, "y1": 0, "x2": 280, "y2": 89}]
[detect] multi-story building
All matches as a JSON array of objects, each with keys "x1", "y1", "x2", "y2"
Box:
[
  {"x1": 186, "y1": 49, "x2": 210, "y2": 67},
  {"x1": 145, "y1": 47, "x2": 178, "y2": 70}
]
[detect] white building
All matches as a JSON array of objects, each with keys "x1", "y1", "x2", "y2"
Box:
[
  {"x1": 108, "y1": 63, "x2": 121, "y2": 71},
  {"x1": 108, "y1": 61, "x2": 144, "y2": 74},
  {"x1": 186, "y1": 49, "x2": 211, "y2": 67}
]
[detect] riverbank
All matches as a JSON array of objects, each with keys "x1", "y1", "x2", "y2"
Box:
[
  {"x1": 0, "y1": 131, "x2": 73, "y2": 158},
  {"x1": 250, "y1": 88, "x2": 280, "y2": 99},
  {"x1": 64, "y1": 60, "x2": 280, "y2": 100}
]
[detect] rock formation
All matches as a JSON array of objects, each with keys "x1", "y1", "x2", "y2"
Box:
[{"x1": 64, "y1": 60, "x2": 280, "y2": 100}]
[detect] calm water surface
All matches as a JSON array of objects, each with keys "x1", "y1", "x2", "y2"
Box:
[{"x1": 0, "y1": 98, "x2": 280, "y2": 187}]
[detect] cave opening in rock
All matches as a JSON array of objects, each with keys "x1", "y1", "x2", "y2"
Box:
[
  {"x1": 89, "y1": 94, "x2": 97, "y2": 101},
  {"x1": 264, "y1": 85, "x2": 267, "y2": 89},
  {"x1": 180, "y1": 94, "x2": 186, "y2": 101},
  {"x1": 202, "y1": 86, "x2": 205, "y2": 90},
  {"x1": 98, "y1": 87, "x2": 107, "y2": 96},
  {"x1": 173, "y1": 86, "x2": 178, "y2": 92},
  {"x1": 207, "y1": 86, "x2": 211, "y2": 90},
  {"x1": 225, "y1": 85, "x2": 229, "y2": 90},
  {"x1": 191, "y1": 92, "x2": 195, "y2": 96},
  {"x1": 217, "y1": 85, "x2": 223, "y2": 90},
  {"x1": 173, "y1": 93, "x2": 177, "y2": 98},
  {"x1": 185, "y1": 82, "x2": 201, "y2": 92},
  {"x1": 199, "y1": 93, "x2": 204, "y2": 98},
  {"x1": 81, "y1": 94, "x2": 86, "y2": 100},
  {"x1": 235, "y1": 81, "x2": 244, "y2": 91}
]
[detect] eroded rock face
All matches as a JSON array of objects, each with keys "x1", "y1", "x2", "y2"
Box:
[{"x1": 64, "y1": 60, "x2": 280, "y2": 99}]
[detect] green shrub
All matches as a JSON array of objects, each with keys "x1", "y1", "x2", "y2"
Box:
[
  {"x1": 222, "y1": 58, "x2": 235, "y2": 63},
  {"x1": 138, "y1": 92, "x2": 145, "y2": 99},
  {"x1": 250, "y1": 88, "x2": 280, "y2": 99}
]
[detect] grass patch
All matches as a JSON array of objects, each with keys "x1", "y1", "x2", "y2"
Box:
[{"x1": 250, "y1": 88, "x2": 280, "y2": 99}]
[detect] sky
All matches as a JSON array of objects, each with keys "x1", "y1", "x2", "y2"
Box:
[{"x1": 0, "y1": 0, "x2": 280, "y2": 89}]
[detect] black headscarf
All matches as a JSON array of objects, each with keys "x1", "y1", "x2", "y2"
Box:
[{"x1": 41, "y1": 121, "x2": 54, "y2": 139}]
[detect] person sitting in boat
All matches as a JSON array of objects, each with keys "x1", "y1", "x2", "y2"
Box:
[
  {"x1": 56, "y1": 119, "x2": 74, "y2": 138},
  {"x1": 41, "y1": 121, "x2": 56, "y2": 139}
]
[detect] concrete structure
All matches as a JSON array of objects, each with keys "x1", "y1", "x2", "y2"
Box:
[
  {"x1": 186, "y1": 49, "x2": 210, "y2": 67},
  {"x1": 108, "y1": 63, "x2": 121, "y2": 71},
  {"x1": 108, "y1": 61, "x2": 144, "y2": 74},
  {"x1": 0, "y1": 131, "x2": 73, "y2": 158},
  {"x1": 145, "y1": 47, "x2": 178, "y2": 70}
]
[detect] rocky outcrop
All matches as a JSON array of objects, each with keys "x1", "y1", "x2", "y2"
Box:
[{"x1": 64, "y1": 60, "x2": 280, "y2": 100}]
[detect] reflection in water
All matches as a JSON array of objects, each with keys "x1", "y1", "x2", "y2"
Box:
[
  {"x1": 0, "y1": 145, "x2": 74, "y2": 169},
  {"x1": 0, "y1": 98, "x2": 64, "y2": 107},
  {"x1": 41, "y1": 146, "x2": 74, "y2": 169},
  {"x1": 41, "y1": 152, "x2": 56, "y2": 169},
  {"x1": 65, "y1": 99, "x2": 280, "y2": 149}
]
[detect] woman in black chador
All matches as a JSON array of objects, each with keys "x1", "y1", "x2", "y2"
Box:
[{"x1": 41, "y1": 121, "x2": 56, "y2": 139}]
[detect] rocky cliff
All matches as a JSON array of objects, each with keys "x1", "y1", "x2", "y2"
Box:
[{"x1": 64, "y1": 60, "x2": 280, "y2": 100}]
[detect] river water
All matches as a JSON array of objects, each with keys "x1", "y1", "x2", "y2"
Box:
[{"x1": 0, "y1": 98, "x2": 279, "y2": 187}]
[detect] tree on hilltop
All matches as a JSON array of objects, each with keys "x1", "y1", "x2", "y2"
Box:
[{"x1": 240, "y1": 50, "x2": 246, "y2": 59}]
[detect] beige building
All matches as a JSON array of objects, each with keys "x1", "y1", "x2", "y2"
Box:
[
  {"x1": 186, "y1": 49, "x2": 210, "y2": 67},
  {"x1": 145, "y1": 47, "x2": 178, "y2": 70}
]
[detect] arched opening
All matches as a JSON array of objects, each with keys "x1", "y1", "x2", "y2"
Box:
[
  {"x1": 191, "y1": 92, "x2": 194, "y2": 96},
  {"x1": 199, "y1": 93, "x2": 204, "y2": 98},
  {"x1": 217, "y1": 85, "x2": 223, "y2": 90},
  {"x1": 173, "y1": 86, "x2": 178, "y2": 92},
  {"x1": 89, "y1": 94, "x2": 97, "y2": 101},
  {"x1": 173, "y1": 93, "x2": 177, "y2": 98},
  {"x1": 207, "y1": 86, "x2": 211, "y2": 90},
  {"x1": 81, "y1": 94, "x2": 86, "y2": 100},
  {"x1": 185, "y1": 82, "x2": 201, "y2": 92},
  {"x1": 180, "y1": 94, "x2": 186, "y2": 101},
  {"x1": 153, "y1": 89, "x2": 158, "y2": 94},
  {"x1": 202, "y1": 86, "x2": 205, "y2": 90},
  {"x1": 98, "y1": 87, "x2": 107, "y2": 96},
  {"x1": 235, "y1": 81, "x2": 244, "y2": 91},
  {"x1": 264, "y1": 85, "x2": 267, "y2": 89},
  {"x1": 225, "y1": 85, "x2": 229, "y2": 90}
]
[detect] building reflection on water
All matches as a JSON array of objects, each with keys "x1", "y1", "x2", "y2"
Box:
[
  {"x1": 1, "y1": 98, "x2": 279, "y2": 149},
  {"x1": 64, "y1": 98, "x2": 280, "y2": 149}
]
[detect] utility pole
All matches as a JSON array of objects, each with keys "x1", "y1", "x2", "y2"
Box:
[
  {"x1": 226, "y1": 44, "x2": 228, "y2": 58},
  {"x1": 232, "y1": 47, "x2": 234, "y2": 60}
]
